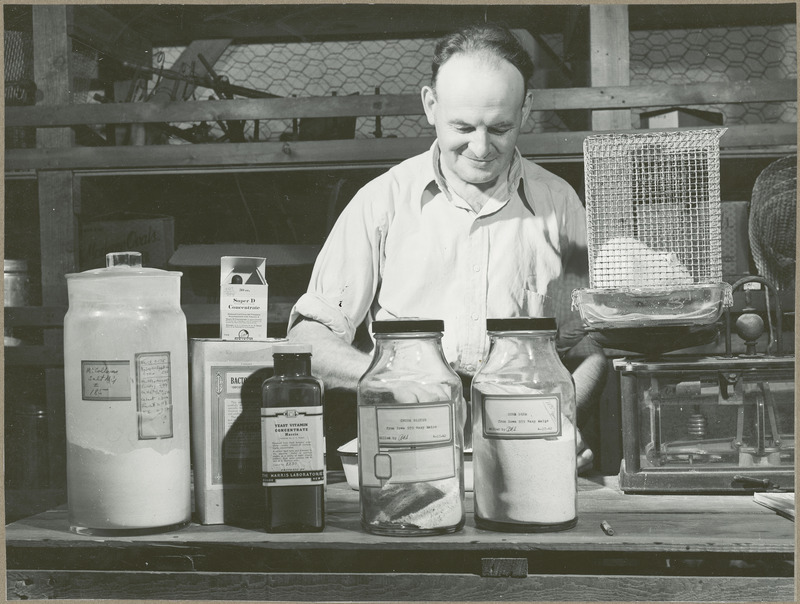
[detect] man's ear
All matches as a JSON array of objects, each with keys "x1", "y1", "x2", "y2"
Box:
[
  {"x1": 421, "y1": 85, "x2": 437, "y2": 126},
  {"x1": 521, "y1": 91, "x2": 533, "y2": 124}
]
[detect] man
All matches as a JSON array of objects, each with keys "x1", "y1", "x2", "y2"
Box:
[{"x1": 287, "y1": 23, "x2": 604, "y2": 471}]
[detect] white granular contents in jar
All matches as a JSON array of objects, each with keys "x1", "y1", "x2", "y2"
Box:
[
  {"x1": 68, "y1": 443, "x2": 191, "y2": 529},
  {"x1": 474, "y1": 411, "x2": 577, "y2": 525}
]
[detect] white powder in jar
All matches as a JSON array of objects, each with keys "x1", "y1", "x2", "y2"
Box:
[
  {"x1": 473, "y1": 383, "x2": 577, "y2": 525},
  {"x1": 67, "y1": 442, "x2": 191, "y2": 530}
]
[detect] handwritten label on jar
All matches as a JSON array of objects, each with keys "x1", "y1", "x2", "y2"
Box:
[
  {"x1": 136, "y1": 352, "x2": 173, "y2": 439},
  {"x1": 261, "y1": 406, "x2": 324, "y2": 487},
  {"x1": 482, "y1": 394, "x2": 561, "y2": 439},
  {"x1": 358, "y1": 402, "x2": 456, "y2": 487},
  {"x1": 81, "y1": 360, "x2": 131, "y2": 401},
  {"x1": 376, "y1": 403, "x2": 453, "y2": 445}
]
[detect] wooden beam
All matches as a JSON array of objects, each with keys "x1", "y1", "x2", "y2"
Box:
[
  {"x1": 7, "y1": 94, "x2": 423, "y2": 126},
  {"x1": 9, "y1": 80, "x2": 796, "y2": 128},
  {"x1": 32, "y1": 4, "x2": 78, "y2": 492},
  {"x1": 5, "y1": 570, "x2": 794, "y2": 602},
  {"x1": 130, "y1": 5, "x2": 560, "y2": 45},
  {"x1": 589, "y1": 5, "x2": 631, "y2": 130},
  {"x1": 6, "y1": 124, "x2": 796, "y2": 173}
]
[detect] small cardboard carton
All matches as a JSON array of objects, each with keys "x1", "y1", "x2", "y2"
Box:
[{"x1": 220, "y1": 256, "x2": 268, "y2": 341}]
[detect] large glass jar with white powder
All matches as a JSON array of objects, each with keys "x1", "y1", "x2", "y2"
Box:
[
  {"x1": 471, "y1": 317, "x2": 577, "y2": 532},
  {"x1": 64, "y1": 252, "x2": 191, "y2": 535},
  {"x1": 357, "y1": 319, "x2": 465, "y2": 536}
]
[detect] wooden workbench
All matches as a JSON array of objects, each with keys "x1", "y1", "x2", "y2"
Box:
[{"x1": 5, "y1": 473, "x2": 794, "y2": 602}]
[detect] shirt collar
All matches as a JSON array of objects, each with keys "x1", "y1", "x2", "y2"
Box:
[{"x1": 427, "y1": 141, "x2": 524, "y2": 206}]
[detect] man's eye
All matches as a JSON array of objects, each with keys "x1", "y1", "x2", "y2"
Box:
[
  {"x1": 455, "y1": 126, "x2": 474, "y2": 133},
  {"x1": 489, "y1": 127, "x2": 512, "y2": 135}
]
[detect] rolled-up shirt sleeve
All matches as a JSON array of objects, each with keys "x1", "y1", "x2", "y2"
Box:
[{"x1": 288, "y1": 185, "x2": 387, "y2": 344}]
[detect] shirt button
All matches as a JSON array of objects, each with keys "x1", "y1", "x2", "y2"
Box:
[
  {"x1": 473, "y1": 264, "x2": 480, "y2": 272},
  {"x1": 464, "y1": 364, "x2": 474, "y2": 372},
  {"x1": 471, "y1": 313, "x2": 479, "y2": 321}
]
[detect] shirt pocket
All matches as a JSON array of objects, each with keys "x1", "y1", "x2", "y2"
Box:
[{"x1": 523, "y1": 289, "x2": 546, "y2": 317}]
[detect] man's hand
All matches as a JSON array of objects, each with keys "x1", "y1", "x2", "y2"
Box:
[{"x1": 577, "y1": 428, "x2": 594, "y2": 475}]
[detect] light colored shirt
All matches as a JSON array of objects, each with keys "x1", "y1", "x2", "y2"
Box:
[{"x1": 289, "y1": 142, "x2": 588, "y2": 374}]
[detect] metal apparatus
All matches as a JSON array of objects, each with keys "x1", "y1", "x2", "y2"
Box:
[
  {"x1": 573, "y1": 130, "x2": 794, "y2": 493},
  {"x1": 615, "y1": 277, "x2": 794, "y2": 493}
]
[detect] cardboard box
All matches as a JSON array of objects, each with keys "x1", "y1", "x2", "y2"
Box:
[
  {"x1": 80, "y1": 212, "x2": 175, "y2": 270},
  {"x1": 640, "y1": 107, "x2": 724, "y2": 129},
  {"x1": 190, "y1": 338, "x2": 286, "y2": 525},
  {"x1": 220, "y1": 256, "x2": 268, "y2": 341},
  {"x1": 720, "y1": 201, "x2": 752, "y2": 282}
]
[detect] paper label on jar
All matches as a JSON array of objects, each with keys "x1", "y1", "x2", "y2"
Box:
[
  {"x1": 358, "y1": 402, "x2": 456, "y2": 487},
  {"x1": 136, "y1": 352, "x2": 174, "y2": 440},
  {"x1": 482, "y1": 394, "x2": 561, "y2": 439},
  {"x1": 261, "y1": 405, "x2": 324, "y2": 487},
  {"x1": 81, "y1": 360, "x2": 131, "y2": 401}
]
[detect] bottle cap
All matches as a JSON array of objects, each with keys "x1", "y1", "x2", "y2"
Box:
[
  {"x1": 486, "y1": 317, "x2": 557, "y2": 332},
  {"x1": 372, "y1": 318, "x2": 444, "y2": 334},
  {"x1": 272, "y1": 343, "x2": 313, "y2": 355}
]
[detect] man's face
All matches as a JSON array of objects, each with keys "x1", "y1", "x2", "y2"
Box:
[{"x1": 422, "y1": 53, "x2": 531, "y2": 189}]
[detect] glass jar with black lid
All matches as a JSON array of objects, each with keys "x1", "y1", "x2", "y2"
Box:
[
  {"x1": 357, "y1": 319, "x2": 466, "y2": 536},
  {"x1": 471, "y1": 317, "x2": 577, "y2": 532}
]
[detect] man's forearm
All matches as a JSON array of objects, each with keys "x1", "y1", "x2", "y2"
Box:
[{"x1": 286, "y1": 319, "x2": 372, "y2": 391}]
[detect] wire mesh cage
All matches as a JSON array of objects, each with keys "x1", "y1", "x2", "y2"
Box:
[
  {"x1": 573, "y1": 129, "x2": 732, "y2": 331},
  {"x1": 583, "y1": 129, "x2": 726, "y2": 289}
]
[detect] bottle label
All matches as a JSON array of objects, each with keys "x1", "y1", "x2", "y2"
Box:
[
  {"x1": 481, "y1": 394, "x2": 561, "y2": 439},
  {"x1": 135, "y1": 352, "x2": 174, "y2": 439},
  {"x1": 358, "y1": 402, "x2": 456, "y2": 487},
  {"x1": 81, "y1": 360, "x2": 131, "y2": 401},
  {"x1": 261, "y1": 405, "x2": 324, "y2": 487}
]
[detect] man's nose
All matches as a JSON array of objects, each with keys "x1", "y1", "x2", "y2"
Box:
[{"x1": 468, "y1": 130, "x2": 491, "y2": 158}]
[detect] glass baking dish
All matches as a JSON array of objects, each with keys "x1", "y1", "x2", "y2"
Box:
[{"x1": 571, "y1": 283, "x2": 731, "y2": 330}]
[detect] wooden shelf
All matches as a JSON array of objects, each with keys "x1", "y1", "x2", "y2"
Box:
[
  {"x1": 5, "y1": 474, "x2": 795, "y2": 601},
  {"x1": 5, "y1": 123, "x2": 797, "y2": 175},
  {"x1": 6, "y1": 78, "x2": 796, "y2": 175}
]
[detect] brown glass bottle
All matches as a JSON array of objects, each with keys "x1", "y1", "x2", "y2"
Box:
[{"x1": 261, "y1": 344, "x2": 324, "y2": 532}]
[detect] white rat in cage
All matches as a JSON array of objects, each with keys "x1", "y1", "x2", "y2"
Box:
[{"x1": 592, "y1": 236, "x2": 694, "y2": 288}]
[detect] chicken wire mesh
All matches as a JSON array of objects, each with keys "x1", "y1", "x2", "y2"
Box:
[{"x1": 583, "y1": 129, "x2": 726, "y2": 290}]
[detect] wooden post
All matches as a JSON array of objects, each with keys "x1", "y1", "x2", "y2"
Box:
[
  {"x1": 32, "y1": 4, "x2": 80, "y2": 489},
  {"x1": 589, "y1": 5, "x2": 631, "y2": 131}
]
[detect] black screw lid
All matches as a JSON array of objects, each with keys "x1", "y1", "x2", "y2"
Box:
[
  {"x1": 486, "y1": 317, "x2": 557, "y2": 332},
  {"x1": 372, "y1": 318, "x2": 445, "y2": 334}
]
